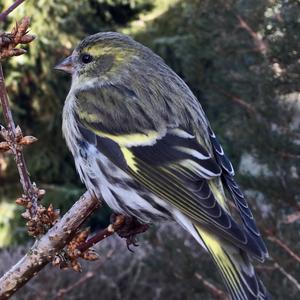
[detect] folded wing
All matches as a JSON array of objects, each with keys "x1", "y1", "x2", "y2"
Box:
[{"x1": 74, "y1": 84, "x2": 268, "y2": 261}]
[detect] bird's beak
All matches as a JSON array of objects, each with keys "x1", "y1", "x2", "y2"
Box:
[{"x1": 54, "y1": 55, "x2": 74, "y2": 74}]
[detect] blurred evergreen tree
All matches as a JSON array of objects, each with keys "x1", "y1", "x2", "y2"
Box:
[
  {"x1": 0, "y1": 0, "x2": 299, "y2": 298},
  {"x1": 1, "y1": 0, "x2": 152, "y2": 185},
  {"x1": 0, "y1": 0, "x2": 152, "y2": 243},
  {"x1": 131, "y1": 0, "x2": 300, "y2": 298}
]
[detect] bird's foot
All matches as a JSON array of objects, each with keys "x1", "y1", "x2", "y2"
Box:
[{"x1": 110, "y1": 213, "x2": 149, "y2": 251}]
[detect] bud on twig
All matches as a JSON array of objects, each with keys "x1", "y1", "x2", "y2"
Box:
[
  {"x1": 20, "y1": 34, "x2": 35, "y2": 44},
  {"x1": 19, "y1": 135, "x2": 38, "y2": 145},
  {"x1": 14, "y1": 17, "x2": 30, "y2": 44},
  {"x1": 0, "y1": 16, "x2": 35, "y2": 59},
  {"x1": 38, "y1": 189, "x2": 46, "y2": 199},
  {"x1": 16, "y1": 197, "x2": 28, "y2": 207},
  {"x1": 0, "y1": 141, "x2": 9, "y2": 152},
  {"x1": 82, "y1": 250, "x2": 100, "y2": 261},
  {"x1": 21, "y1": 211, "x2": 31, "y2": 220}
]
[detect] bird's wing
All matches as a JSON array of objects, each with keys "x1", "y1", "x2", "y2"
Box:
[
  {"x1": 74, "y1": 84, "x2": 267, "y2": 261},
  {"x1": 207, "y1": 126, "x2": 268, "y2": 257}
]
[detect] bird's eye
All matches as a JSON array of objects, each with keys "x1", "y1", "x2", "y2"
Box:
[{"x1": 81, "y1": 54, "x2": 93, "y2": 64}]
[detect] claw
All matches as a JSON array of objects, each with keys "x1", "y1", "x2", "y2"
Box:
[
  {"x1": 126, "y1": 242, "x2": 135, "y2": 253},
  {"x1": 125, "y1": 235, "x2": 140, "y2": 252},
  {"x1": 111, "y1": 214, "x2": 149, "y2": 252}
]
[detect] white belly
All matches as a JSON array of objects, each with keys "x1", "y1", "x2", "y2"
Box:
[{"x1": 62, "y1": 94, "x2": 171, "y2": 223}]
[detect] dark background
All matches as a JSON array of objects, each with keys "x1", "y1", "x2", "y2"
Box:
[{"x1": 0, "y1": 0, "x2": 299, "y2": 299}]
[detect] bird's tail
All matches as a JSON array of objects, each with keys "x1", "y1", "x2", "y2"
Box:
[{"x1": 194, "y1": 225, "x2": 271, "y2": 300}]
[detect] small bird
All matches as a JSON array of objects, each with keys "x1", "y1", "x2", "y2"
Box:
[{"x1": 56, "y1": 32, "x2": 270, "y2": 300}]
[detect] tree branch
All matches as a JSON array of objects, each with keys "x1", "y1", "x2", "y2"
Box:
[
  {"x1": 274, "y1": 262, "x2": 300, "y2": 292},
  {"x1": 51, "y1": 271, "x2": 96, "y2": 300},
  {"x1": 212, "y1": 85, "x2": 257, "y2": 115},
  {"x1": 284, "y1": 211, "x2": 300, "y2": 224},
  {"x1": 195, "y1": 272, "x2": 229, "y2": 300},
  {"x1": 0, "y1": 0, "x2": 27, "y2": 22},
  {"x1": 0, "y1": 3, "x2": 106, "y2": 298},
  {"x1": 0, "y1": 191, "x2": 100, "y2": 300},
  {"x1": 267, "y1": 234, "x2": 300, "y2": 263},
  {"x1": 236, "y1": 15, "x2": 268, "y2": 54},
  {"x1": 77, "y1": 215, "x2": 125, "y2": 253},
  {"x1": 0, "y1": 64, "x2": 38, "y2": 217}
]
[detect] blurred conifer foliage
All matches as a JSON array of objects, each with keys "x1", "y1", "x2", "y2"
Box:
[
  {"x1": 135, "y1": 0, "x2": 300, "y2": 235},
  {"x1": 0, "y1": 0, "x2": 152, "y2": 235},
  {"x1": 0, "y1": 0, "x2": 152, "y2": 185},
  {"x1": 0, "y1": 0, "x2": 299, "y2": 298},
  {"x1": 134, "y1": 1, "x2": 300, "y2": 298}
]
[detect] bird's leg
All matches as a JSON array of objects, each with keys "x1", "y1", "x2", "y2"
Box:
[{"x1": 110, "y1": 213, "x2": 149, "y2": 251}]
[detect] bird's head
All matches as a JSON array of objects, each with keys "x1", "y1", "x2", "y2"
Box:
[{"x1": 55, "y1": 32, "x2": 154, "y2": 88}]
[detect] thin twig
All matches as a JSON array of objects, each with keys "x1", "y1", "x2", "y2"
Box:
[
  {"x1": 274, "y1": 262, "x2": 300, "y2": 292},
  {"x1": 77, "y1": 215, "x2": 125, "y2": 253},
  {"x1": 0, "y1": 0, "x2": 27, "y2": 21},
  {"x1": 0, "y1": 16, "x2": 51, "y2": 239},
  {"x1": 284, "y1": 211, "x2": 300, "y2": 224},
  {"x1": 267, "y1": 234, "x2": 300, "y2": 263},
  {"x1": 236, "y1": 14, "x2": 268, "y2": 54},
  {"x1": 52, "y1": 271, "x2": 95, "y2": 300},
  {"x1": 195, "y1": 272, "x2": 229, "y2": 299},
  {"x1": 55, "y1": 215, "x2": 128, "y2": 272},
  {"x1": 0, "y1": 14, "x2": 37, "y2": 218},
  {"x1": 212, "y1": 85, "x2": 257, "y2": 115},
  {"x1": 0, "y1": 64, "x2": 38, "y2": 217}
]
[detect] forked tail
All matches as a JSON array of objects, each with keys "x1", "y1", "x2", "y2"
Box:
[{"x1": 194, "y1": 225, "x2": 271, "y2": 300}]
